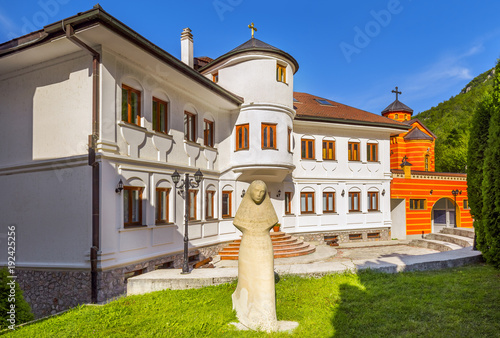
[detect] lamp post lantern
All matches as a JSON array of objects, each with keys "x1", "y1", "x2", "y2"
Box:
[
  {"x1": 171, "y1": 169, "x2": 203, "y2": 274},
  {"x1": 451, "y1": 189, "x2": 461, "y2": 228}
]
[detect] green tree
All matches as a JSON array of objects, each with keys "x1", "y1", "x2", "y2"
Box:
[
  {"x1": 479, "y1": 59, "x2": 500, "y2": 268},
  {"x1": 0, "y1": 268, "x2": 34, "y2": 329},
  {"x1": 467, "y1": 92, "x2": 493, "y2": 249}
]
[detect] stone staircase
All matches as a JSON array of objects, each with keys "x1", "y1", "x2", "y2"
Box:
[
  {"x1": 218, "y1": 232, "x2": 316, "y2": 260},
  {"x1": 410, "y1": 227, "x2": 475, "y2": 252}
]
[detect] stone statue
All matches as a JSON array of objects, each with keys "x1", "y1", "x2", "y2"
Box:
[{"x1": 232, "y1": 180, "x2": 279, "y2": 331}]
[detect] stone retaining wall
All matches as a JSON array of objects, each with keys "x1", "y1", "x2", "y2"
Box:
[
  {"x1": 16, "y1": 269, "x2": 91, "y2": 318},
  {"x1": 295, "y1": 228, "x2": 391, "y2": 244},
  {"x1": 18, "y1": 242, "x2": 231, "y2": 318}
]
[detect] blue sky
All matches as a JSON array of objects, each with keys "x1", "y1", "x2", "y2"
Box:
[{"x1": 1, "y1": 0, "x2": 500, "y2": 115}]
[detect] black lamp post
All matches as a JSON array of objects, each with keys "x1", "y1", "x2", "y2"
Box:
[
  {"x1": 171, "y1": 169, "x2": 203, "y2": 274},
  {"x1": 451, "y1": 189, "x2": 461, "y2": 228}
]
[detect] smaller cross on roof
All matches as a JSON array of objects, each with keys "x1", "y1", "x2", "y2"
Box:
[
  {"x1": 248, "y1": 22, "x2": 257, "y2": 39},
  {"x1": 392, "y1": 86, "x2": 402, "y2": 101}
]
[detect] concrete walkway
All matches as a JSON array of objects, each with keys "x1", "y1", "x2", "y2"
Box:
[{"x1": 127, "y1": 240, "x2": 482, "y2": 296}]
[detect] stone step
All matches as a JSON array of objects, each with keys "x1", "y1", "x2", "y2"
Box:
[
  {"x1": 219, "y1": 242, "x2": 311, "y2": 256},
  {"x1": 227, "y1": 237, "x2": 298, "y2": 247},
  {"x1": 426, "y1": 233, "x2": 473, "y2": 247},
  {"x1": 219, "y1": 231, "x2": 316, "y2": 261},
  {"x1": 222, "y1": 240, "x2": 305, "y2": 252},
  {"x1": 274, "y1": 242, "x2": 311, "y2": 254},
  {"x1": 220, "y1": 245, "x2": 316, "y2": 260},
  {"x1": 409, "y1": 239, "x2": 463, "y2": 252},
  {"x1": 440, "y1": 227, "x2": 475, "y2": 239},
  {"x1": 232, "y1": 234, "x2": 292, "y2": 243}
]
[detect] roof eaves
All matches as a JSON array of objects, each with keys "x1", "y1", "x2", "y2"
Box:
[
  {"x1": 2, "y1": 5, "x2": 244, "y2": 107},
  {"x1": 407, "y1": 118, "x2": 437, "y2": 139},
  {"x1": 199, "y1": 46, "x2": 299, "y2": 74},
  {"x1": 295, "y1": 115, "x2": 411, "y2": 131}
]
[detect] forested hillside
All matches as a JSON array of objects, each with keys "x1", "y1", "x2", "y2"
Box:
[{"x1": 414, "y1": 68, "x2": 495, "y2": 172}]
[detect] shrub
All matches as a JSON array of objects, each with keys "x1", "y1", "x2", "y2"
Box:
[{"x1": 0, "y1": 268, "x2": 34, "y2": 330}]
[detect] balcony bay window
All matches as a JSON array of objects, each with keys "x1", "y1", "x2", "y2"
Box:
[
  {"x1": 236, "y1": 124, "x2": 249, "y2": 151},
  {"x1": 261, "y1": 123, "x2": 277, "y2": 149}
]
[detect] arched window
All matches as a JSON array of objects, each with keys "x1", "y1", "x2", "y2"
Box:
[
  {"x1": 122, "y1": 84, "x2": 142, "y2": 126},
  {"x1": 184, "y1": 111, "x2": 197, "y2": 142},
  {"x1": 301, "y1": 136, "x2": 315, "y2": 159},
  {"x1": 300, "y1": 187, "x2": 315, "y2": 214}
]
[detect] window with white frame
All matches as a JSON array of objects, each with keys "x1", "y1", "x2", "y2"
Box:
[
  {"x1": 189, "y1": 190, "x2": 198, "y2": 220},
  {"x1": 323, "y1": 191, "x2": 335, "y2": 213},
  {"x1": 348, "y1": 191, "x2": 360, "y2": 212},
  {"x1": 367, "y1": 191, "x2": 379, "y2": 211},
  {"x1": 300, "y1": 191, "x2": 315, "y2": 214},
  {"x1": 124, "y1": 186, "x2": 143, "y2": 227},
  {"x1": 206, "y1": 190, "x2": 215, "y2": 219},
  {"x1": 156, "y1": 187, "x2": 170, "y2": 224}
]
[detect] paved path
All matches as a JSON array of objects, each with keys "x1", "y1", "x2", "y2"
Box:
[{"x1": 127, "y1": 241, "x2": 482, "y2": 296}]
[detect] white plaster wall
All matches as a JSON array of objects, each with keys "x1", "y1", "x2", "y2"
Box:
[
  {"x1": 99, "y1": 158, "x2": 244, "y2": 269},
  {"x1": 229, "y1": 104, "x2": 294, "y2": 169},
  {"x1": 216, "y1": 54, "x2": 294, "y2": 108},
  {"x1": 0, "y1": 52, "x2": 92, "y2": 166},
  {"x1": 292, "y1": 122, "x2": 391, "y2": 180},
  {"x1": 100, "y1": 49, "x2": 231, "y2": 171},
  {"x1": 281, "y1": 121, "x2": 394, "y2": 234},
  {"x1": 0, "y1": 164, "x2": 91, "y2": 268}
]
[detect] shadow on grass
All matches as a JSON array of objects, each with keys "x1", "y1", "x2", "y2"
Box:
[{"x1": 330, "y1": 262, "x2": 500, "y2": 337}]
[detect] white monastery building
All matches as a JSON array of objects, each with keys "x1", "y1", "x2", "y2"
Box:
[{"x1": 0, "y1": 6, "x2": 408, "y2": 317}]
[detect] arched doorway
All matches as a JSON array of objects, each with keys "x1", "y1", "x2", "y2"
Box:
[{"x1": 431, "y1": 198, "x2": 459, "y2": 232}]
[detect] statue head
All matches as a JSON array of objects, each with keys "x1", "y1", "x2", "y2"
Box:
[
  {"x1": 233, "y1": 180, "x2": 278, "y2": 230},
  {"x1": 249, "y1": 180, "x2": 267, "y2": 205}
]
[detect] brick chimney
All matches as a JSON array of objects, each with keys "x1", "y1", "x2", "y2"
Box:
[{"x1": 181, "y1": 28, "x2": 193, "y2": 68}]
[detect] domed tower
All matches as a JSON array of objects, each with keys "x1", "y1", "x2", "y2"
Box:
[
  {"x1": 381, "y1": 86, "x2": 413, "y2": 121},
  {"x1": 200, "y1": 27, "x2": 299, "y2": 182},
  {"x1": 382, "y1": 87, "x2": 436, "y2": 171}
]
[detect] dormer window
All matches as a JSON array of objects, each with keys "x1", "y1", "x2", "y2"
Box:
[
  {"x1": 276, "y1": 63, "x2": 286, "y2": 83},
  {"x1": 212, "y1": 72, "x2": 219, "y2": 83},
  {"x1": 315, "y1": 99, "x2": 333, "y2": 106}
]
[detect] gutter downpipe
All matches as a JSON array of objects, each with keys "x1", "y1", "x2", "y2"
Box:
[{"x1": 65, "y1": 24, "x2": 101, "y2": 304}]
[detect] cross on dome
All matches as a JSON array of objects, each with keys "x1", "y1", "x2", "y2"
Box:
[
  {"x1": 392, "y1": 86, "x2": 402, "y2": 100},
  {"x1": 248, "y1": 22, "x2": 257, "y2": 39}
]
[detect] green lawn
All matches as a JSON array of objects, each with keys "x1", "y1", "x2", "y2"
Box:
[{"x1": 4, "y1": 264, "x2": 500, "y2": 337}]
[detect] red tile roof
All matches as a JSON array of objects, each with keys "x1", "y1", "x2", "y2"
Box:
[
  {"x1": 404, "y1": 118, "x2": 437, "y2": 138},
  {"x1": 293, "y1": 92, "x2": 409, "y2": 129},
  {"x1": 196, "y1": 56, "x2": 213, "y2": 63}
]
